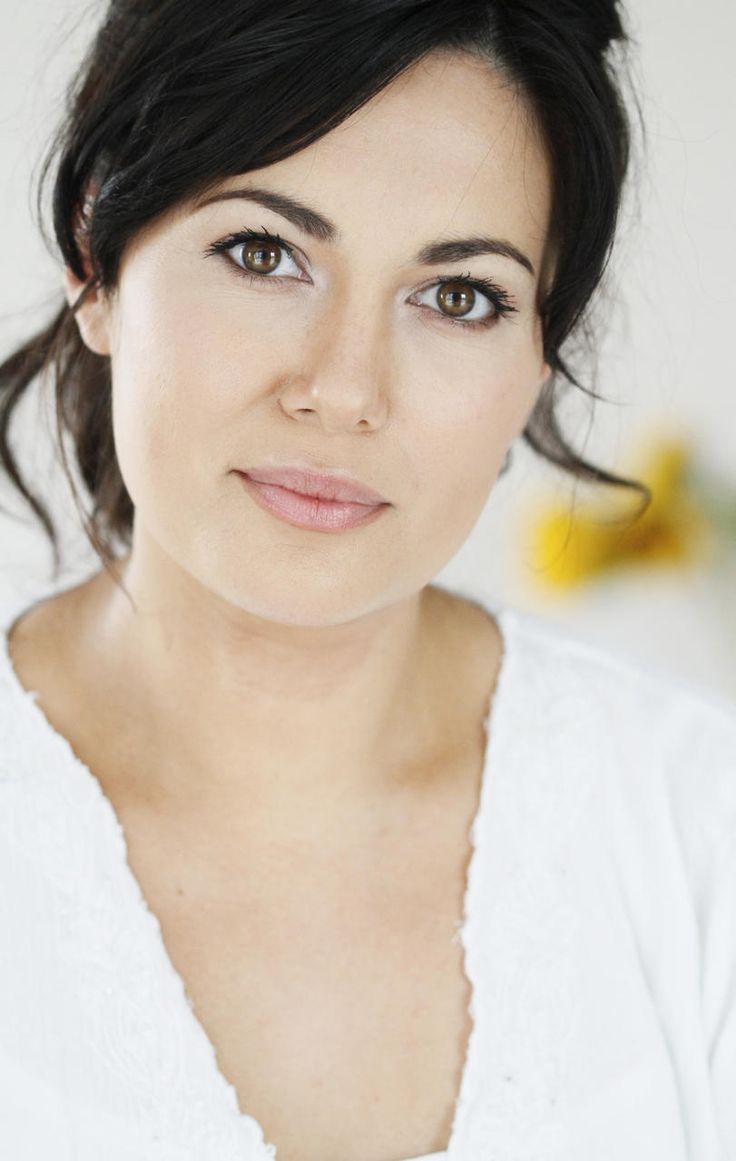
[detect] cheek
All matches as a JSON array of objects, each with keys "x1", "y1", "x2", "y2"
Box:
[
  {"x1": 397, "y1": 329, "x2": 542, "y2": 561},
  {"x1": 108, "y1": 271, "x2": 262, "y2": 500},
  {"x1": 405, "y1": 328, "x2": 542, "y2": 496}
]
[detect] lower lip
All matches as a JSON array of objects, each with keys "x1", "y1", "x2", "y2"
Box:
[{"x1": 235, "y1": 472, "x2": 390, "y2": 532}]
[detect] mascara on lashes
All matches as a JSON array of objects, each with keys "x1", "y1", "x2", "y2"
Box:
[{"x1": 203, "y1": 227, "x2": 519, "y2": 328}]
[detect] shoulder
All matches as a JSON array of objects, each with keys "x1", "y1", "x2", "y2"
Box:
[
  {"x1": 504, "y1": 601, "x2": 736, "y2": 733},
  {"x1": 0, "y1": 585, "x2": 79, "y2": 764},
  {"x1": 501, "y1": 603, "x2": 736, "y2": 849}
]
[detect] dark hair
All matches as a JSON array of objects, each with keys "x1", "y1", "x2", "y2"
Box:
[{"x1": 0, "y1": 0, "x2": 651, "y2": 580}]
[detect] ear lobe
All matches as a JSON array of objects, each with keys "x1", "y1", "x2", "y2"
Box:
[
  {"x1": 63, "y1": 264, "x2": 112, "y2": 357},
  {"x1": 63, "y1": 183, "x2": 111, "y2": 357}
]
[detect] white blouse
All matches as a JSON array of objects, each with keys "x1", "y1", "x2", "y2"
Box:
[{"x1": 0, "y1": 584, "x2": 735, "y2": 1161}]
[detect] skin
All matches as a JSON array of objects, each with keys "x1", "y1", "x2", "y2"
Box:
[
  {"x1": 56, "y1": 48, "x2": 553, "y2": 830},
  {"x1": 2, "y1": 48, "x2": 559, "y2": 1158}
]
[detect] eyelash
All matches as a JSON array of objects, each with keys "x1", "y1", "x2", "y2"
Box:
[{"x1": 204, "y1": 227, "x2": 519, "y2": 331}]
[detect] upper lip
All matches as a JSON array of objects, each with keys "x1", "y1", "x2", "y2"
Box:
[{"x1": 239, "y1": 463, "x2": 388, "y2": 505}]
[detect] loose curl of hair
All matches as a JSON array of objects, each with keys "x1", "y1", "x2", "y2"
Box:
[{"x1": 0, "y1": 0, "x2": 650, "y2": 580}]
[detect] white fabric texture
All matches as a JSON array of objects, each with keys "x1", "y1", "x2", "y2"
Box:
[{"x1": 0, "y1": 584, "x2": 735, "y2": 1161}]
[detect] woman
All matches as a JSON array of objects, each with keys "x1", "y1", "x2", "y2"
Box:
[{"x1": 0, "y1": 1, "x2": 734, "y2": 1159}]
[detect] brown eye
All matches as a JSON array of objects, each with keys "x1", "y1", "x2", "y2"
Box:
[
  {"x1": 241, "y1": 240, "x2": 282, "y2": 274},
  {"x1": 223, "y1": 233, "x2": 302, "y2": 279},
  {"x1": 436, "y1": 280, "x2": 478, "y2": 319},
  {"x1": 414, "y1": 275, "x2": 505, "y2": 327}
]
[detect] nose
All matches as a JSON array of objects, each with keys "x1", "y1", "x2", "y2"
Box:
[{"x1": 277, "y1": 292, "x2": 391, "y2": 433}]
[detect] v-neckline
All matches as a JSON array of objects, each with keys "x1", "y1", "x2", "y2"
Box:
[{"x1": 0, "y1": 585, "x2": 518, "y2": 1161}]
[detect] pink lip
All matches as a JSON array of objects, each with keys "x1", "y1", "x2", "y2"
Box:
[
  {"x1": 235, "y1": 472, "x2": 390, "y2": 533},
  {"x1": 240, "y1": 464, "x2": 387, "y2": 505}
]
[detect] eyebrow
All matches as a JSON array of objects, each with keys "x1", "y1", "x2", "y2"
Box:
[{"x1": 194, "y1": 185, "x2": 536, "y2": 277}]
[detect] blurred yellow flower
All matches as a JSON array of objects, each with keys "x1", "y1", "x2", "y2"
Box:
[{"x1": 524, "y1": 432, "x2": 717, "y2": 590}]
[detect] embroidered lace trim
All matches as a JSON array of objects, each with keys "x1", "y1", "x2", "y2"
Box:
[{"x1": 0, "y1": 583, "x2": 592, "y2": 1159}]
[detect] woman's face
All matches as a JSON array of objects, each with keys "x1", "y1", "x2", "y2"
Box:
[{"x1": 70, "y1": 50, "x2": 552, "y2": 625}]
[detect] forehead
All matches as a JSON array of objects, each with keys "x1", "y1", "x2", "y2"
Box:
[{"x1": 214, "y1": 50, "x2": 552, "y2": 272}]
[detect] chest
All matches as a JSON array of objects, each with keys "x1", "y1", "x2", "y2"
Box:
[{"x1": 116, "y1": 796, "x2": 476, "y2": 1161}]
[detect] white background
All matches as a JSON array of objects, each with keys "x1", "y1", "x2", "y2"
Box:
[{"x1": 1, "y1": 0, "x2": 734, "y2": 700}]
